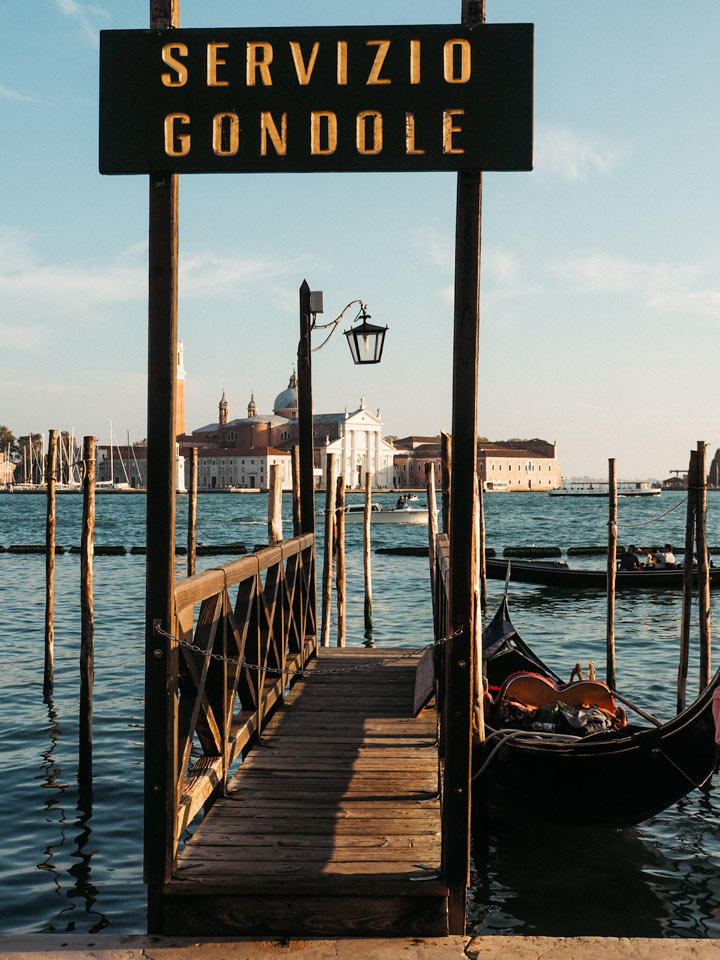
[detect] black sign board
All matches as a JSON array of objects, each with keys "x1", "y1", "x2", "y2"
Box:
[{"x1": 99, "y1": 24, "x2": 533, "y2": 175}]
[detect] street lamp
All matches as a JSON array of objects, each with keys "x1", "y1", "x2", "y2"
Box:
[
  {"x1": 297, "y1": 282, "x2": 388, "y2": 537},
  {"x1": 308, "y1": 294, "x2": 388, "y2": 365},
  {"x1": 343, "y1": 305, "x2": 388, "y2": 365}
]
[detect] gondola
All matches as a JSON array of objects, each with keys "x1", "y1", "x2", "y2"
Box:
[
  {"x1": 485, "y1": 556, "x2": 720, "y2": 590},
  {"x1": 476, "y1": 597, "x2": 720, "y2": 826}
]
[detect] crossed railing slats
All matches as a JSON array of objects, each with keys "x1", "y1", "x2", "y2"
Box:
[{"x1": 171, "y1": 534, "x2": 316, "y2": 848}]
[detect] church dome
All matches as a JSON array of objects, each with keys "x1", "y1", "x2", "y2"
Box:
[{"x1": 273, "y1": 372, "x2": 298, "y2": 418}]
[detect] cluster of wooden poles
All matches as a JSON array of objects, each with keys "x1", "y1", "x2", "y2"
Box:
[{"x1": 605, "y1": 441, "x2": 712, "y2": 710}]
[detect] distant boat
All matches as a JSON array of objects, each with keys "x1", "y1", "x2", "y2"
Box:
[
  {"x1": 343, "y1": 503, "x2": 428, "y2": 525},
  {"x1": 550, "y1": 480, "x2": 661, "y2": 497}
]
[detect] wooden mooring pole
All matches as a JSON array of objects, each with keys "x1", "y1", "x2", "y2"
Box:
[
  {"x1": 476, "y1": 473, "x2": 487, "y2": 613},
  {"x1": 268, "y1": 463, "x2": 283, "y2": 545},
  {"x1": 426, "y1": 462, "x2": 438, "y2": 601},
  {"x1": 363, "y1": 471, "x2": 373, "y2": 637},
  {"x1": 696, "y1": 440, "x2": 712, "y2": 691},
  {"x1": 187, "y1": 446, "x2": 197, "y2": 577},
  {"x1": 320, "y1": 453, "x2": 337, "y2": 647},
  {"x1": 79, "y1": 435, "x2": 96, "y2": 783},
  {"x1": 291, "y1": 444, "x2": 301, "y2": 537},
  {"x1": 335, "y1": 474, "x2": 346, "y2": 647},
  {"x1": 606, "y1": 458, "x2": 617, "y2": 688},
  {"x1": 441, "y1": 431, "x2": 452, "y2": 535},
  {"x1": 678, "y1": 448, "x2": 698, "y2": 713},
  {"x1": 44, "y1": 429, "x2": 57, "y2": 696}
]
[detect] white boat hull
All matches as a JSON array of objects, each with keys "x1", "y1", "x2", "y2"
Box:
[{"x1": 344, "y1": 508, "x2": 428, "y2": 524}]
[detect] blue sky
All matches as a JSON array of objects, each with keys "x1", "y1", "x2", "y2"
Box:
[{"x1": 2, "y1": 1, "x2": 719, "y2": 479}]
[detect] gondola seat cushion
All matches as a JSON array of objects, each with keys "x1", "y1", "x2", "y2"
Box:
[{"x1": 497, "y1": 671, "x2": 617, "y2": 713}]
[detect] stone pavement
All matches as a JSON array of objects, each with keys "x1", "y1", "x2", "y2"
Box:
[{"x1": 2, "y1": 936, "x2": 720, "y2": 960}]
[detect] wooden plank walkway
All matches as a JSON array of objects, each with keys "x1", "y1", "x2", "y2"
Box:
[{"x1": 160, "y1": 647, "x2": 448, "y2": 937}]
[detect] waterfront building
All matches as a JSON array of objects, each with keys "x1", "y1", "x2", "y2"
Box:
[
  {"x1": 196, "y1": 446, "x2": 292, "y2": 491},
  {"x1": 182, "y1": 372, "x2": 395, "y2": 490},
  {"x1": 393, "y1": 436, "x2": 562, "y2": 491}
]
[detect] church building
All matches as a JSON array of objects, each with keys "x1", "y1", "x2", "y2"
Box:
[{"x1": 182, "y1": 372, "x2": 395, "y2": 490}]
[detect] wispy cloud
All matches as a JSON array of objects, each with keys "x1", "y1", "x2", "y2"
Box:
[
  {"x1": 0, "y1": 84, "x2": 41, "y2": 104},
  {"x1": 56, "y1": 0, "x2": 109, "y2": 46},
  {"x1": 411, "y1": 226, "x2": 453, "y2": 271},
  {"x1": 535, "y1": 124, "x2": 624, "y2": 181},
  {"x1": 554, "y1": 253, "x2": 720, "y2": 319},
  {"x1": 0, "y1": 227, "x2": 302, "y2": 350}
]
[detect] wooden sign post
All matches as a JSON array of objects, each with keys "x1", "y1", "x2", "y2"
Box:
[{"x1": 100, "y1": 0, "x2": 533, "y2": 936}]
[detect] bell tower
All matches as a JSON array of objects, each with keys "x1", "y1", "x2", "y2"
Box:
[
  {"x1": 175, "y1": 340, "x2": 186, "y2": 438},
  {"x1": 247, "y1": 392, "x2": 257, "y2": 417},
  {"x1": 219, "y1": 390, "x2": 229, "y2": 426}
]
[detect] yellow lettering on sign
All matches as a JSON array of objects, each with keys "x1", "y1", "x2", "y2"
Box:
[
  {"x1": 161, "y1": 43, "x2": 188, "y2": 87},
  {"x1": 212, "y1": 112, "x2": 239, "y2": 156},
  {"x1": 366, "y1": 40, "x2": 391, "y2": 84},
  {"x1": 337, "y1": 41, "x2": 347, "y2": 85},
  {"x1": 260, "y1": 111, "x2": 287, "y2": 155},
  {"x1": 311, "y1": 111, "x2": 337, "y2": 155},
  {"x1": 290, "y1": 41, "x2": 319, "y2": 85},
  {"x1": 207, "y1": 42, "x2": 229, "y2": 86},
  {"x1": 443, "y1": 39, "x2": 471, "y2": 83},
  {"x1": 164, "y1": 113, "x2": 190, "y2": 156},
  {"x1": 409, "y1": 39, "x2": 421, "y2": 84},
  {"x1": 247, "y1": 42, "x2": 273, "y2": 85},
  {"x1": 356, "y1": 110, "x2": 383, "y2": 155},
  {"x1": 405, "y1": 113, "x2": 425, "y2": 155},
  {"x1": 442, "y1": 109, "x2": 464, "y2": 154}
]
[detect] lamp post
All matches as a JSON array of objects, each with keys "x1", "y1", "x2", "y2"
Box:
[{"x1": 296, "y1": 280, "x2": 388, "y2": 535}]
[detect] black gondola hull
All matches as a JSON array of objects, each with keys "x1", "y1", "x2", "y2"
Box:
[
  {"x1": 485, "y1": 557, "x2": 720, "y2": 590},
  {"x1": 478, "y1": 597, "x2": 720, "y2": 826}
]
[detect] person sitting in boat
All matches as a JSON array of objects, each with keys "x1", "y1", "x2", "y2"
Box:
[
  {"x1": 619, "y1": 544, "x2": 641, "y2": 570},
  {"x1": 396, "y1": 494, "x2": 408, "y2": 509},
  {"x1": 651, "y1": 544, "x2": 675, "y2": 569}
]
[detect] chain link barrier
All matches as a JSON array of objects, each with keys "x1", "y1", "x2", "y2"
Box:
[{"x1": 154, "y1": 623, "x2": 463, "y2": 678}]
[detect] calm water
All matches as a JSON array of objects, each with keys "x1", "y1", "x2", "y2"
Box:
[{"x1": 0, "y1": 489, "x2": 718, "y2": 936}]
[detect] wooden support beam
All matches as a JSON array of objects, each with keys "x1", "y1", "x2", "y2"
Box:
[
  {"x1": 443, "y1": 0, "x2": 485, "y2": 932},
  {"x1": 145, "y1": 0, "x2": 180, "y2": 926}
]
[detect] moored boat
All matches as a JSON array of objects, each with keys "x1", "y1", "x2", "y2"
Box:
[
  {"x1": 550, "y1": 480, "x2": 661, "y2": 497},
  {"x1": 476, "y1": 597, "x2": 720, "y2": 826},
  {"x1": 343, "y1": 503, "x2": 428, "y2": 524},
  {"x1": 485, "y1": 556, "x2": 720, "y2": 589}
]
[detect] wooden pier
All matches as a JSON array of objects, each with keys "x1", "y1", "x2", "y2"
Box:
[
  {"x1": 161, "y1": 647, "x2": 446, "y2": 936},
  {"x1": 145, "y1": 535, "x2": 462, "y2": 936}
]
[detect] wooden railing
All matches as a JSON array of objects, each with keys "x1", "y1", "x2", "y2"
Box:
[{"x1": 166, "y1": 534, "x2": 316, "y2": 857}]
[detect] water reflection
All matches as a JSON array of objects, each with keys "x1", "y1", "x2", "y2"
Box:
[
  {"x1": 36, "y1": 695, "x2": 108, "y2": 933},
  {"x1": 470, "y1": 800, "x2": 676, "y2": 937}
]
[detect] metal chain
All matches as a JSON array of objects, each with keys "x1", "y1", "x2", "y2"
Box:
[{"x1": 154, "y1": 624, "x2": 463, "y2": 678}]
